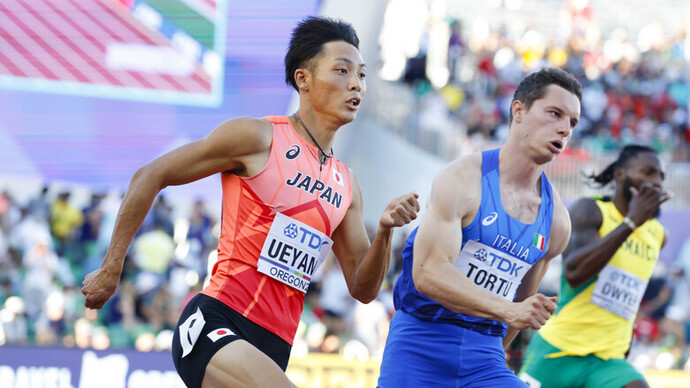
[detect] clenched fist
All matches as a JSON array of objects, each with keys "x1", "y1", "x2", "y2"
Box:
[
  {"x1": 380, "y1": 192, "x2": 420, "y2": 229},
  {"x1": 506, "y1": 293, "x2": 558, "y2": 330},
  {"x1": 82, "y1": 266, "x2": 121, "y2": 310}
]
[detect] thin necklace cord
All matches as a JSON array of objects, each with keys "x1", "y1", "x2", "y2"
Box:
[{"x1": 293, "y1": 113, "x2": 333, "y2": 166}]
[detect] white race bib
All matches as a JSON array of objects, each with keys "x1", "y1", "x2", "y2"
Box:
[
  {"x1": 456, "y1": 240, "x2": 533, "y2": 301},
  {"x1": 590, "y1": 264, "x2": 647, "y2": 321},
  {"x1": 257, "y1": 213, "x2": 332, "y2": 293},
  {"x1": 520, "y1": 372, "x2": 542, "y2": 388}
]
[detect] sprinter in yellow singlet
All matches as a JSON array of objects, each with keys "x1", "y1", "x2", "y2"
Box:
[{"x1": 519, "y1": 145, "x2": 671, "y2": 388}]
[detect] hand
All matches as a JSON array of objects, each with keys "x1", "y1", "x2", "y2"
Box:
[
  {"x1": 627, "y1": 182, "x2": 671, "y2": 226},
  {"x1": 380, "y1": 192, "x2": 420, "y2": 229},
  {"x1": 82, "y1": 266, "x2": 121, "y2": 309},
  {"x1": 505, "y1": 294, "x2": 557, "y2": 330}
]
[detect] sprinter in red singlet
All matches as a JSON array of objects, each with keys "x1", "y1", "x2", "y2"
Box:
[{"x1": 81, "y1": 16, "x2": 420, "y2": 388}]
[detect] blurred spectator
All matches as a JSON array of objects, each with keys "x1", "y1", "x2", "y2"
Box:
[
  {"x1": 447, "y1": 20, "x2": 465, "y2": 82},
  {"x1": 132, "y1": 220, "x2": 175, "y2": 276},
  {"x1": 318, "y1": 254, "x2": 353, "y2": 338},
  {"x1": 50, "y1": 192, "x2": 84, "y2": 257},
  {"x1": 21, "y1": 233, "x2": 60, "y2": 331},
  {"x1": 352, "y1": 299, "x2": 389, "y2": 359},
  {"x1": 78, "y1": 193, "x2": 105, "y2": 259},
  {"x1": 27, "y1": 185, "x2": 51, "y2": 222},
  {"x1": 151, "y1": 195, "x2": 174, "y2": 237}
]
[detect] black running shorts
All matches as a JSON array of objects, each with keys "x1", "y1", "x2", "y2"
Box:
[{"x1": 171, "y1": 294, "x2": 292, "y2": 388}]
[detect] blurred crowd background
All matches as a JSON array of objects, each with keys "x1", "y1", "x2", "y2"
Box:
[{"x1": 2, "y1": 0, "x2": 690, "y2": 379}]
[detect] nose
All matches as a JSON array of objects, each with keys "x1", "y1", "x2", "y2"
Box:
[
  {"x1": 650, "y1": 173, "x2": 663, "y2": 189},
  {"x1": 349, "y1": 75, "x2": 363, "y2": 92},
  {"x1": 558, "y1": 118, "x2": 572, "y2": 138}
]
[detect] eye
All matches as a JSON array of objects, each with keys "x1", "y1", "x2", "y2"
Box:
[
  {"x1": 550, "y1": 111, "x2": 560, "y2": 118},
  {"x1": 359, "y1": 72, "x2": 366, "y2": 79},
  {"x1": 338, "y1": 68, "x2": 347, "y2": 74}
]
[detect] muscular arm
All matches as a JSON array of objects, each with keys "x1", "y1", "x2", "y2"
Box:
[
  {"x1": 82, "y1": 117, "x2": 273, "y2": 309},
  {"x1": 565, "y1": 182, "x2": 671, "y2": 289},
  {"x1": 331, "y1": 172, "x2": 419, "y2": 303},
  {"x1": 562, "y1": 198, "x2": 630, "y2": 288},
  {"x1": 412, "y1": 158, "x2": 556, "y2": 329}
]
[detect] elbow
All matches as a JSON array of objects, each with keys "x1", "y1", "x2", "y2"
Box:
[
  {"x1": 131, "y1": 166, "x2": 151, "y2": 186},
  {"x1": 350, "y1": 286, "x2": 377, "y2": 304},
  {"x1": 412, "y1": 265, "x2": 435, "y2": 298},
  {"x1": 563, "y1": 269, "x2": 583, "y2": 289},
  {"x1": 131, "y1": 165, "x2": 165, "y2": 191}
]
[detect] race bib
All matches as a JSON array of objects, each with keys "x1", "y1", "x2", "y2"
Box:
[
  {"x1": 455, "y1": 240, "x2": 533, "y2": 301},
  {"x1": 520, "y1": 372, "x2": 542, "y2": 388},
  {"x1": 590, "y1": 264, "x2": 647, "y2": 321},
  {"x1": 257, "y1": 213, "x2": 332, "y2": 293}
]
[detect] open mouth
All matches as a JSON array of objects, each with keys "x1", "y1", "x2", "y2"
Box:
[
  {"x1": 550, "y1": 140, "x2": 563, "y2": 152},
  {"x1": 347, "y1": 97, "x2": 361, "y2": 108}
]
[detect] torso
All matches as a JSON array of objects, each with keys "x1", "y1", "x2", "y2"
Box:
[
  {"x1": 201, "y1": 115, "x2": 353, "y2": 344},
  {"x1": 539, "y1": 198, "x2": 665, "y2": 359},
  {"x1": 394, "y1": 148, "x2": 555, "y2": 336}
]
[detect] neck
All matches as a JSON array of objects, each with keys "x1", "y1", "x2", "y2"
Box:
[
  {"x1": 499, "y1": 146, "x2": 544, "y2": 193},
  {"x1": 612, "y1": 190, "x2": 630, "y2": 217},
  {"x1": 293, "y1": 103, "x2": 341, "y2": 143},
  {"x1": 292, "y1": 112, "x2": 335, "y2": 163}
]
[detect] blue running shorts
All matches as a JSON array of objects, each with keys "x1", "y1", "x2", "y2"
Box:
[{"x1": 378, "y1": 310, "x2": 526, "y2": 388}]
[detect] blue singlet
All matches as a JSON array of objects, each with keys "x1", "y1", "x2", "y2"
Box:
[{"x1": 378, "y1": 148, "x2": 554, "y2": 387}]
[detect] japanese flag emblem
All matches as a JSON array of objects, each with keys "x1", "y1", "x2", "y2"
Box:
[
  {"x1": 207, "y1": 328, "x2": 235, "y2": 342},
  {"x1": 332, "y1": 168, "x2": 344, "y2": 187}
]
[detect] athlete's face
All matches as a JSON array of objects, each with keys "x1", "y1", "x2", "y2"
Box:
[
  {"x1": 512, "y1": 84, "x2": 580, "y2": 164},
  {"x1": 307, "y1": 41, "x2": 366, "y2": 125},
  {"x1": 621, "y1": 152, "x2": 665, "y2": 217}
]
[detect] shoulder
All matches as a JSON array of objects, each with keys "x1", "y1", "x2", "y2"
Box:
[
  {"x1": 345, "y1": 166, "x2": 360, "y2": 192},
  {"x1": 210, "y1": 116, "x2": 273, "y2": 152},
  {"x1": 566, "y1": 196, "x2": 603, "y2": 228},
  {"x1": 429, "y1": 153, "x2": 482, "y2": 220},
  {"x1": 443, "y1": 153, "x2": 482, "y2": 182},
  {"x1": 548, "y1": 195, "x2": 603, "y2": 254}
]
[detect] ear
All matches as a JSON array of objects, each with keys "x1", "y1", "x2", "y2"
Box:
[
  {"x1": 294, "y1": 68, "x2": 310, "y2": 92},
  {"x1": 511, "y1": 100, "x2": 524, "y2": 123},
  {"x1": 613, "y1": 166, "x2": 625, "y2": 183}
]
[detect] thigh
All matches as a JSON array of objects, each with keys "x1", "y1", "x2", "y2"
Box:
[
  {"x1": 519, "y1": 332, "x2": 587, "y2": 388},
  {"x1": 203, "y1": 340, "x2": 295, "y2": 388},
  {"x1": 458, "y1": 328, "x2": 526, "y2": 388},
  {"x1": 378, "y1": 311, "x2": 523, "y2": 388},
  {"x1": 466, "y1": 373, "x2": 527, "y2": 388},
  {"x1": 171, "y1": 294, "x2": 292, "y2": 388},
  {"x1": 172, "y1": 294, "x2": 242, "y2": 388},
  {"x1": 378, "y1": 311, "x2": 463, "y2": 387},
  {"x1": 584, "y1": 358, "x2": 646, "y2": 388}
]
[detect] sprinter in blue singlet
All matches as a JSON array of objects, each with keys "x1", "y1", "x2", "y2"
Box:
[{"x1": 378, "y1": 67, "x2": 583, "y2": 387}]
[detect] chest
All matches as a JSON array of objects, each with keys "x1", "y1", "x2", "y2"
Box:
[
  {"x1": 500, "y1": 188, "x2": 542, "y2": 224},
  {"x1": 239, "y1": 132, "x2": 352, "y2": 235}
]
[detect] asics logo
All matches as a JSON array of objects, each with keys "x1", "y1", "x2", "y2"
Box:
[
  {"x1": 286, "y1": 145, "x2": 300, "y2": 159},
  {"x1": 482, "y1": 212, "x2": 498, "y2": 226}
]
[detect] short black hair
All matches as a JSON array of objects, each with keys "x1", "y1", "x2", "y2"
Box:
[
  {"x1": 509, "y1": 67, "x2": 583, "y2": 124},
  {"x1": 587, "y1": 144, "x2": 659, "y2": 187},
  {"x1": 284, "y1": 16, "x2": 360, "y2": 91}
]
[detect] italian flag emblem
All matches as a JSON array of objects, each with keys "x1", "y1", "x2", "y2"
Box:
[{"x1": 533, "y1": 233, "x2": 545, "y2": 250}]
